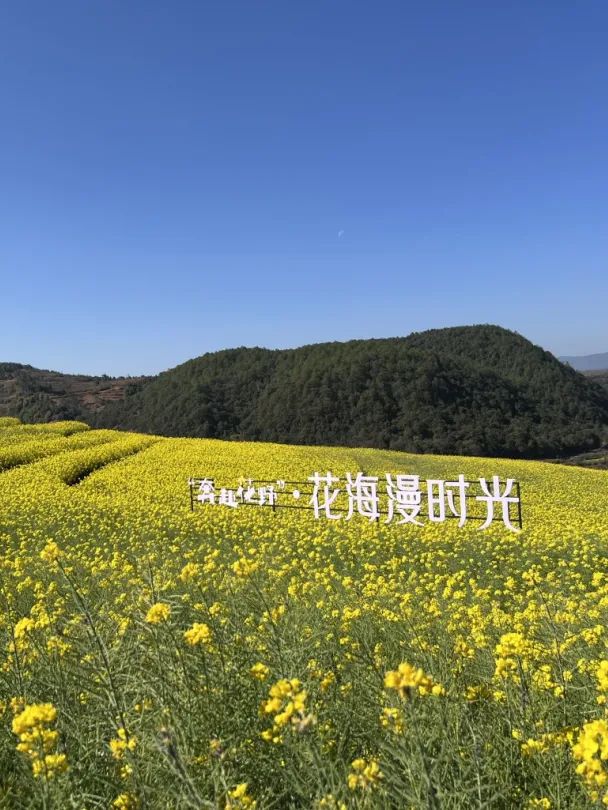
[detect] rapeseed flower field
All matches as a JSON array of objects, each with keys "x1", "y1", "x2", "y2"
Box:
[{"x1": 1, "y1": 417, "x2": 608, "y2": 808}]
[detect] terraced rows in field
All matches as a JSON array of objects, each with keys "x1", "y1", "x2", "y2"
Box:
[{"x1": 0, "y1": 420, "x2": 159, "y2": 480}]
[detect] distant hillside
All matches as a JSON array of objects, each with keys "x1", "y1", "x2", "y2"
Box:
[
  {"x1": 0, "y1": 363, "x2": 148, "y2": 423},
  {"x1": 96, "y1": 325, "x2": 608, "y2": 459},
  {"x1": 584, "y1": 369, "x2": 608, "y2": 394},
  {"x1": 560, "y1": 352, "x2": 608, "y2": 371}
]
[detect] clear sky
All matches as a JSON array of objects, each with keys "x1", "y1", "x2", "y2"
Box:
[{"x1": 1, "y1": 1, "x2": 607, "y2": 376}]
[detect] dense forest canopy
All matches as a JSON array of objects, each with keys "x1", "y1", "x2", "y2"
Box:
[
  {"x1": 3, "y1": 326, "x2": 607, "y2": 458},
  {"x1": 93, "y1": 326, "x2": 608, "y2": 459}
]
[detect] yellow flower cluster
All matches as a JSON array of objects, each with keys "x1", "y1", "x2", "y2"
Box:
[
  {"x1": 516, "y1": 726, "x2": 575, "y2": 756},
  {"x1": 572, "y1": 719, "x2": 608, "y2": 804},
  {"x1": 40, "y1": 540, "x2": 62, "y2": 564},
  {"x1": 145, "y1": 602, "x2": 171, "y2": 624},
  {"x1": 109, "y1": 727, "x2": 137, "y2": 760},
  {"x1": 12, "y1": 702, "x2": 67, "y2": 779},
  {"x1": 183, "y1": 621, "x2": 212, "y2": 646},
  {"x1": 113, "y1": 793, "x2": 138, "y2": 809},
  {"x1": 494, "y1": 631, "x2": 536, "y2": 680},
  {"x1": 232, "y1": 557, "x2": 259, "y2": 577},
  {"x1": 380, "y1": 706, "x2": 405, "y2": 734},
  {"x1": 261, "y1": 678, "x2": 314, "y2": 742},
  {"x1": 347, "y1": 757, "x2": 383, "y2": 791},
  {"x1": 384, "y1": 662, "x2": 445, "y2": 699},
  {"x1": 226, "y1": 782, "x2": 256, "y2": 809},
  {"x1": 250, "y1": 662, "x2": 270, "y2": 681},
  {"x1": 597, "y1": 661, "x2": 608, "y2": 699}
]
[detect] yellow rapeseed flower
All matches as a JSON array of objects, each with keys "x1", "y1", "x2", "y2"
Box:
[
  {"x1": 145, "y1": 602, "x2": 171, "y2": 624},
  {"x1": 183, "y1": 622, "x2": 212, "y2": 646},
  {"x1": 384, "y1": 662, "x2": 444, "y2": 698},
  {"x1": 347, "y1": 757, "x2": 383, "y2": 791},
  {"x1": 250, "y1": 662, "x2": 270, "y2": 681}
]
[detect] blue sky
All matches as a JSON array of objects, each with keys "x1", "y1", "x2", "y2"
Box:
[{"x1": 1, "y1": 1, "x2": 607, "y2": 375}]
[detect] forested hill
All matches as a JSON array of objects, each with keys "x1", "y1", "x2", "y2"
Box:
[
  {"x1": 96, "y1": 326, "x2": 608, "y2": 459},
  {"x1": 0, "y1": 363, "x2": 147, "y2": 423}
]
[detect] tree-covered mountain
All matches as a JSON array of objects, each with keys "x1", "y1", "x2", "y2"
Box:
[
  {"x1": 94, "y1": 326, "x2": 608, "y2": 459},
  {"x1": 0, "y1": 363, "x2": 147, "y2": 423},
  {"x1": 4, "y1": 327, "x2": 607, "y2": 458}
]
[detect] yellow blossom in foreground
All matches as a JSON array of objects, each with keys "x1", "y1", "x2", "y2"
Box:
[
  {"x1": 113, "y1": 793, "x2": 139, "y2": 810},
  {"x1": 12, "y1": 703, "x2": 67, "y2": 779},
  {"x1": 109, "y1": 727, "x2": 137, "y2": 760},
  {"x1": 183, "y1": 622, "x2": 213, "y2": 646},
  {"x1": 519, "y1": 727, "x2": 575, "y2": 757},
  {"x1": 494, "y1": 632, "x2": 536, "y2": 682},
  {"x1": 179, "y1": 562, "x2": 200, "y2": 582},
  {"x1": 261, "y1": 678, "x2": 315, "y2": 742},
  {"x1": 250, "y1": 662, "x2": 270, "y2": 681},
  {"x1": 3, "y1": 419, "x2": 608, "y2": 804},
  {"x1": 226, "y1": 782, "x2": 256, "y2": 809},
  {"x1": 347, "y1": 758, "x2": 383, "y2": 791},
  {"x1": 380, "y1": 706, "x2": 405, "y2": 734},
  {"x1": 12, "y1": 703, "x2": 57, "y2": 735},
  {"x1": 40, "y1": 541, "x2": 62, "y2": 564},
  {"x1": 465, "y1": 684, "x2": 493, "y2": 702},
  {"x1": 384, "y1": 662, "x2": 444, "y2": 699},
  {"x1": 145, "y1": 602, "x2": 171, "y2": 624},
  {"x1": 597, "y1": 661, "x2": 608, "y2": 694},
  {"x1": 572, "y1": 719, "x2": 608, "y2": 804},
  {"x1": 32, "y1": 753, "x2": 68, "y2": 778},
  {"x1": 232, "y1": 557, "x2": 259, "y2": 577},
  {"x1": 13, "y1": 617, "x2": 35, "y2": 640}
]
